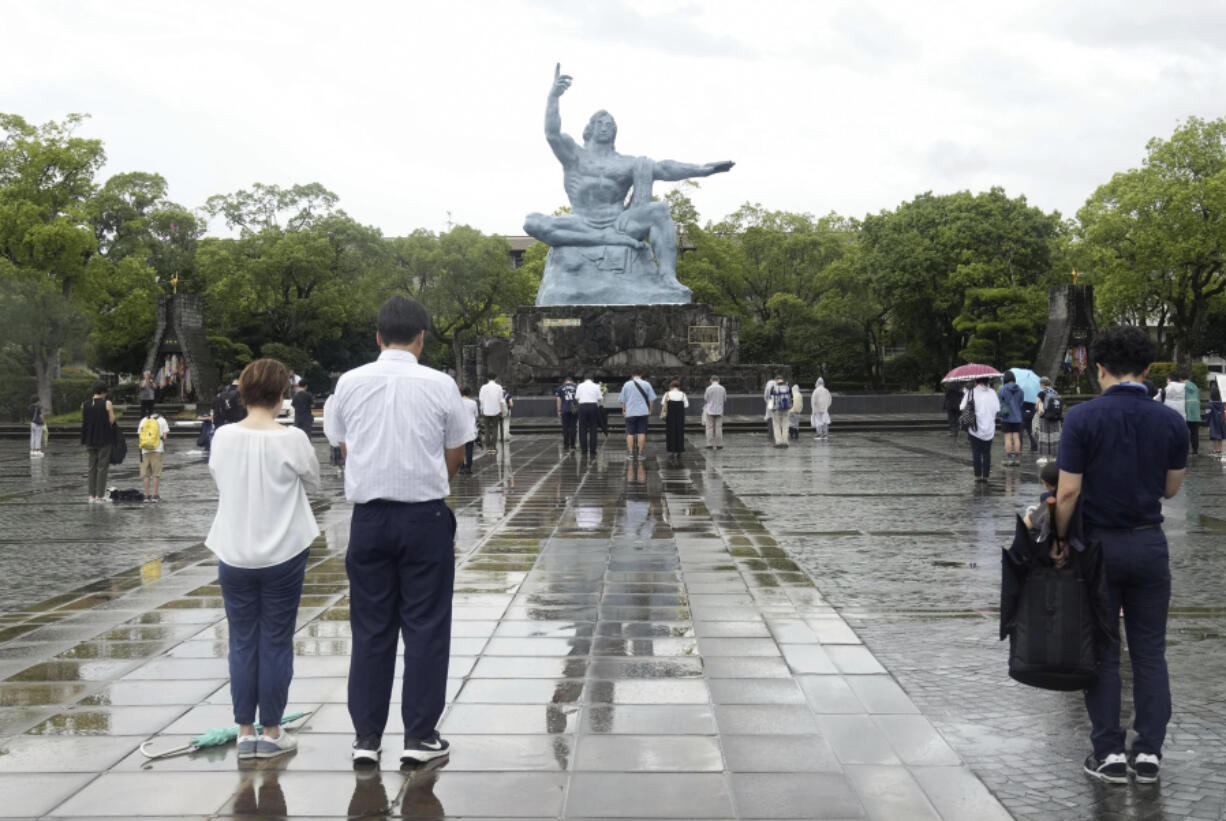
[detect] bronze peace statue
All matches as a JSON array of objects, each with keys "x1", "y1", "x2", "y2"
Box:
[{"x1": 525, "y1": 64, "x2": 734, "y2": 306}]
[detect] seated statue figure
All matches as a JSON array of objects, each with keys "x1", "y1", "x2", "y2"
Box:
[{"x1": 524, "y1": 65, "x2": 734, "y2": 306}]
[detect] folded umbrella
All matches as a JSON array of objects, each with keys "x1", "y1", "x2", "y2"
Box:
[{"x1": 139, "y1": 711, "x2": 312, "y2": 760}]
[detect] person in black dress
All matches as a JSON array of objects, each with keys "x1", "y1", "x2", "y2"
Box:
[{"x1": 662, "y1": 380, "x2": 689, "y2": 463}]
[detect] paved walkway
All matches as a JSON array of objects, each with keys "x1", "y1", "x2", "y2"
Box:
[{"x1": 0, "y1": 432, "x2": 1221, "y2": 818}]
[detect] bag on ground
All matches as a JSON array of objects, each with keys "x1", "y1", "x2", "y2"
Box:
[{"x1": 109, "y1": 488, "x2": 146, "y2": 503}]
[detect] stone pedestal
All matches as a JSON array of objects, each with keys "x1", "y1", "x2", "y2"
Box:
[
  {"x1": 492, "y1": 304, "x2": 785, "y2": 393},
  {"x1": 536, "y1": 245, "x2": 692, "y2": 306}
]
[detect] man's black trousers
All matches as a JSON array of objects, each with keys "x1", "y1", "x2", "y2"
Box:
[
  {"x1": 561, "y1": 411, "x2": 578, "y2": 448},
  {"x1": 346, "y1": 498, "x2": 455, "y2": 743},
  {"x1": 578, "y1": 404, "x2": 601, "y2": 452}
]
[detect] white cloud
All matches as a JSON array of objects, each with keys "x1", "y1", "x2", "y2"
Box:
[{"x1": 2, "y1": 0, "x2": 1223, "y2": 236}]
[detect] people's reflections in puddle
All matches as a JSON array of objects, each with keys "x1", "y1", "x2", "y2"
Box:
[
  {"x1": 396, "y1": 758, "x2": 448, "y2": 818},
  {"x1": 347, "y1": 758, "x2": 449, "y2": 819},
  {"x1": 232, "y1": 766, "x2": 288, "y2": 819},
  {"x1": 347, "y1": 767, "x2": 391, "y2": 818}
]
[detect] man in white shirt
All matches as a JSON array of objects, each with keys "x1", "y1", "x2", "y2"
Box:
[
  {"x1": 459, "y1": 386, "x2": 479, "y2": 474},
  {"x1": 322, "y1": 295, "x2": 474, "y2": 767},
  {"x1": 703, "y1": 376, "x2": 727, "y2": 449},
  {"x1": 576, "y1": 375, "x2": 603, "y2": 455},
  {"x1": 477, "y1": 376, "x2": 506, "y2": 455}
]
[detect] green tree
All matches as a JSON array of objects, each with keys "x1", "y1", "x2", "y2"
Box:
[
  {"x1": 953, "y1": 287, "x2": 1046, "y2": 368},
  {"x1": 0, "y1": 113, "x2": 106, "y2": 411},
  {"x1": 385, "y1": 225, "x2": 536, "y2": 373},
  {"x1": 859, "y1": 187, "x2": 1063, "y2": 381},
  {"x1": 1077, "y1": 116, "x2": 1226, "y2": 364},
  {"x1": 198, "y1": 184, "x2": 390, "y2": 368},
  {"x1": 83, "y1": 171, "x2": 205, "y2": 372}
]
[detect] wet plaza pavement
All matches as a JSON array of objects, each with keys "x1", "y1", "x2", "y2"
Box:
[{"x1": 0, "y1": 430, "x2": 1222, "y2": 819}]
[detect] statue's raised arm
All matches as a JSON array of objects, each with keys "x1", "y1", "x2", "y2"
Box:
[{"x1": 545, "y1": 63, "x2": 578, "y2": 165}]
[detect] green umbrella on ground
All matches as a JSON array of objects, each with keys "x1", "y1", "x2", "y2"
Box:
[{"x1": 139, "y1": 711, "x2": 312, "y2": 760}]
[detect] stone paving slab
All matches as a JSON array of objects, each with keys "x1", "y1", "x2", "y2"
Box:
[
  {"x1": 0, "y1": 437, "x2": 1014, "y2": 819},
  {"x1": 713, "y1": 431, "x2": 1226, "y2": 821}
]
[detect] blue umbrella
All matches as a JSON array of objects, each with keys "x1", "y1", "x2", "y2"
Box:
[{"x1": 1009, "y1": 368, "x2": 1041, "y2": 403}]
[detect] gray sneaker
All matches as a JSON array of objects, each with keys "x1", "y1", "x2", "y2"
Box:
[
  {"x1": 236, "y1": 734, "x2": 258, "y2": 759},
  {"x1": 255, "y1": 731, "x2": 298, "y2": 758}
]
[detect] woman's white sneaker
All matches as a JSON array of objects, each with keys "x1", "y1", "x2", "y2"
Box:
[{"x1": 255, "y1": 731, "x2": 297, "y2": 758}]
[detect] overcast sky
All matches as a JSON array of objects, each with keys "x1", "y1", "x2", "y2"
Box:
[{"x1": 5, "y1": 0, "x2": 1225, "y2": 238}]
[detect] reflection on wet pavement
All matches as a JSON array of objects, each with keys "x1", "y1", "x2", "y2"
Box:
[{"x1": 9, "y1": 433, "x2": 1195, "y2": 818}]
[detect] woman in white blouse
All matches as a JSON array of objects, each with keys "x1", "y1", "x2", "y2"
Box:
[{"x1": 206, "y1": 358, "x2": 320, "y2": 760}]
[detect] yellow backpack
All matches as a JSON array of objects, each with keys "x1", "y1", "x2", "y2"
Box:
[{"x1": 139, "y1": 416, "x2": 161, "y2": 451}]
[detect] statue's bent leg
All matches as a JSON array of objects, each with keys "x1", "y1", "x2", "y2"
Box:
[
  {"x1": 524, "y1": 213, "x2": 645, "y2": 249},
  {"x1": 621, "y1": 203, "x2": 677, "y2": 277}
]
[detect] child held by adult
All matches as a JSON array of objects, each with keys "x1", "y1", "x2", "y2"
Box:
[{"x1": 206, "y1": 359, "x2": 320, "y2": 759}]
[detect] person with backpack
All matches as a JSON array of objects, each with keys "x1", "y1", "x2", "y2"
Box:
[
  {"x1": 1035, "y1": 376, "x2": 1063, "y2": 462},
  {"x1": 765, "y1": 375, "x2": 792, "y2": 447},
  {"x1": 555, "y1": 376, "x2": 579, "y2": 450},
  {"x1": 138, "y1": 410, "x2": 170, "y2": 502}
]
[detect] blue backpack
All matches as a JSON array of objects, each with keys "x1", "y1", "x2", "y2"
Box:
[{"x1": 772, "y1": 384, "x2": 792, "y2": 411}]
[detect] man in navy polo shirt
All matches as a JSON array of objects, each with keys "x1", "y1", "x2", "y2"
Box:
[{"x1": 1055, "y1": 326, "x2": 1188, "y2": 785}]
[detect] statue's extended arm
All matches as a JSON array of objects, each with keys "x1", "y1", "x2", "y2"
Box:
[
  {"x1": 654, "y1": 159, "x2": 735, "y2": 182},
  {"x1": 545, "y1": 63, "x2": 578, "y2": 165}
]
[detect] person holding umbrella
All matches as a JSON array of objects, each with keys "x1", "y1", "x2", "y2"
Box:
[
  {"x1": 960, "y1": 375, "x2": 1000, "y2": 482},
  {"x1": 1009, "y1": 368, "x2": 1042, "y2": 453},
  {"x1": 999, "y1": 372, "x2": 1026, "y2": 467}
]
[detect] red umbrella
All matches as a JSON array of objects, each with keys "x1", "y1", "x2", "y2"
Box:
[{"x1": 941, "y1": 364, "x2": 1003, "y2": 383}]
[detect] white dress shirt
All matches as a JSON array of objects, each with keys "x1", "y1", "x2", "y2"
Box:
[
  {"x1": 478, "y1": 381, "x2": 505, "y2": 416},
  {"x1": 323, "y1": 349, "x2": 474, "y2": 503},
  {"x1": 576, "y1": 380, "x2": 603, "y2": 404},
  {"x1": 206, "y1": 425, "x2": 320, "y2": 568}
]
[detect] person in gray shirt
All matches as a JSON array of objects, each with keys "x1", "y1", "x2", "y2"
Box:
[{"x1": 703, "y1": 376, "x2": 727, "y2": 449}]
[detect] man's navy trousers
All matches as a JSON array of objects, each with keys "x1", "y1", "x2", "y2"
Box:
[{"x1": 346, "y1": 498, "x2": 455, "y2": 743}]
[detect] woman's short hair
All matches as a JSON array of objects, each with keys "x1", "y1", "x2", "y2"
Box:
[
  {"x1": 239, "y1": 358, "x2": 289, "y2": 410},
  {"x1": 669, "y1": 380, "x2": 680, "y2": 389},
  {"x1": 91, "y1": 381, "x2": 108, "y2": 395}
]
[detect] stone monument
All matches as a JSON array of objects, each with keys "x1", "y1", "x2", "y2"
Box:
[
  {"x1": 1034, "y1": 284, "x2": 1098, "y2": 392},
  {"x1": 144, "y1": 293, "x2": 218, "y2": 408},
  {"x1": 524, "y1": 65, "x2": 734, "y2": 306},
  {"x1": 491, "y1": 65, "x2": 785, "y2": 393}
]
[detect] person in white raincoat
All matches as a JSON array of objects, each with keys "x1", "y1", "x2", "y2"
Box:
[{"x1": 811, "y1": 378, "x2": 832, "y2": 439}]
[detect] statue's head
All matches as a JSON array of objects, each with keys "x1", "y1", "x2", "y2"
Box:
[{"x1": 583, "y1": 110, "x2": 617, "y2": 146}]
